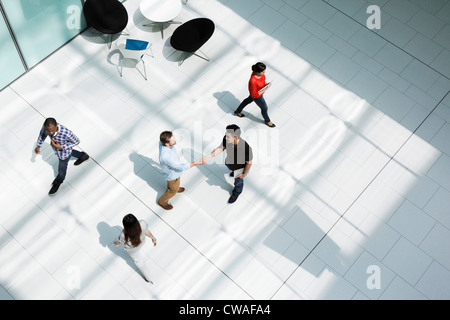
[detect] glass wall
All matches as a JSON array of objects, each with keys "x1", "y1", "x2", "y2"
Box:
[
  {"x1": 0, "y1": 0, "x2": 86, "y2": 90},
  {"x1": 0, "y1": 11, "x2": 25, "y2": 90}
]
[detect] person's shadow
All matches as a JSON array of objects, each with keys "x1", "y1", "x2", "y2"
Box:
[
  {"x1": 129, "y1": 152, "x2": 166, "y2": 200},
  {"x1": 31, "y1": 143, "x2": 85, "y2": 178},
  {"x1": 175, "y1": 146, "x2": 232, "y2": 193},
  {"x1": 203, "y1": 161, "x2": 234, "y2": 194},
  {"x1": 31, "y1": 144, "x2": 58, "y2": 176},
  {"x1": 213, "y1": 91, "x2": 263, "y2": 124},
  {"x1": 97, "y1": 221, "x2": 146, "y2": 279},
  {"x1": 130, "y1": 150, "x2": 231, "y2": 197}
]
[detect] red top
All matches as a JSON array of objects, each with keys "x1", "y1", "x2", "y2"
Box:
[{"x1": 248, "y1": 73, "x2": 266, "y2": 98}]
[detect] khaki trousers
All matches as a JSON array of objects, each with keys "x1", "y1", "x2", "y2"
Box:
[{"x1": 158, "y1": 177, "x2": 181, "y2": 206}]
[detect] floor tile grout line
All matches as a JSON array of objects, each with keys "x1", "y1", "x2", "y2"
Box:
[
  {"x1": 79, "y1": 153, "x2": 256, "y2": 299},
  {"x1": 8, "y1": 84, "x2": 255, "y2": 299},
  {"x1": 321, "y1": 0, "x2": 450, "y2": 81},
  {"x1": 3, "y1": 0, "x2": 448, "y2": 300},
  {"x1": 270, "y1": 88, "x2": 450, "y2": 300},
  {"x1": 9, "y1": 87, "x2": 47, "y2": 120},
  {"x1": 8, "y1": 58, "x2": 272, "y2": 298}
]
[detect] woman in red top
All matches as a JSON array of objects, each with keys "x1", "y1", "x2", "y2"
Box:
[{"x1": 234, "y1": 62, "x2": 275, "y2": 127}]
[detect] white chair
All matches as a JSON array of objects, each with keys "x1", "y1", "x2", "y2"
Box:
[{"x1": 116, "y1": 38, "x2": 154, "y2": 80}]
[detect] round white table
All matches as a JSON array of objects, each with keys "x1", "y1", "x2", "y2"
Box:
[{"x1": 140, "y1": 0, "x2": 183, "y2": 39}]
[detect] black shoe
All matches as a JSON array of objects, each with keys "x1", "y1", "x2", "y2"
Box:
[
  {"x1": 265, "y1": 121, "x2": 276, "y2": 128},
  {"x1": 229, "y1": 171, "x2": 234, "y2": 177},
  {"x1": 49, "y1": 182, "x2": 60, "y2": 196},
  {"x1": 144, "y1": 278, "x2": 153, "y2": 284},
  {"x1": 74, "y1": 153, "x2": 89, "y2": 166},
  {"x1": 228, "y1": 194, "x2": 238, "y2": 204},
  {"x1": 234, "y1": 111, "x2": 245, "y2": 118}
]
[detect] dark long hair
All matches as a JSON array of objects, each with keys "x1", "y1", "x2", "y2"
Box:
[
  {"x1": 122, "y1": 214, "x2": 142, "y2": 247},
  {"x1": 251, "y1": 62, "x2": 266, "y2": 73}
]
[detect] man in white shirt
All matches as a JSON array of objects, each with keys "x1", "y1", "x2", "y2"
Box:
[{"x1": 158, "y1": 131, "x2": 203, "y2": 210}]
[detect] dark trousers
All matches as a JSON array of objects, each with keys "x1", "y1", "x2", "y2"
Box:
[
  {"x1": 55, "y1": 150, "x2": 84, "y2": 184},
  {"x1": 226, "y1": 164, "x2": 244, "y2": 197},
  {"x1": 236, "y1": 95, "x2": 271, "y2": 122}
]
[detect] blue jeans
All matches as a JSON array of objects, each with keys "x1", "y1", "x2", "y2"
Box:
[
  {"x1": 226, "y1": 164, "x2": 244, "y2": 197},
  {"x1": 55, "y1": 150, "x2": 84, "y2": 184},
  {"x1": 236, "y1": 95, "x2": 271, "y2": 123}
]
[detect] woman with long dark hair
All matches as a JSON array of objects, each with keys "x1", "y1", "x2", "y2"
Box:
[
  {"x1": 234, "y1": 62, "x2": 276, "y2": 127},
  {"x1": 114, "y1": 213, "x2": 157, "y2": 283}
]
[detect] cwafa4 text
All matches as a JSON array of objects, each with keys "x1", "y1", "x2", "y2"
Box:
[{"x1": 179, "y1": 304, "x2": 271, "y2": 317}]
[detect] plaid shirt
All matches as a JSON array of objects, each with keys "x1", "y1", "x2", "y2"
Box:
[{"x1": 36, "y1": 124, "x2": 80, "y2": 160}]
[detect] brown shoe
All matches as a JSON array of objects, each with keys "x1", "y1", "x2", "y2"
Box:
[
  {"x1": 158, "y1": 202, "x2": 173, "y2": 210},
  {"x1": 177, "y1": 187, "x2": 185, "y2": 193}
]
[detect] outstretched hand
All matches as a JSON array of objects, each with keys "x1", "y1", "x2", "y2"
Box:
[
  {"x1": 202, "y1": 154, "x2": 212, "y2": 164},
  {"x1": 193, "y1": 158, "x2": 205, "y2": 166},
  {"x1": 195, "y1": 155, "x2": 211, "y2": 165}
]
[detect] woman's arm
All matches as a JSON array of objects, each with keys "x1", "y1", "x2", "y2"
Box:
[
  {"x1": 257, "y1": 82, "x2": 271, "y2": 95},
  {"x1": 145, "y1": 229, "x2": 157, "y2": 246}
]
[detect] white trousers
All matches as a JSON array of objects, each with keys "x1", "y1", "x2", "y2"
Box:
[{"x1": 128, "y1": 249, "x2": 152, "y2": 281}]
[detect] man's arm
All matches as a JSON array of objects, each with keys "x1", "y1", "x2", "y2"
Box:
[
  {"x1": 190, "y1": 158, "x2": 204, "y2": 167},
  {"x1": 161, "y1": 149, "x2": 200, "y2": 171},
  {"x1": 203, "y1": 144, "x2": 225, "y2": 163},
  {"x1": 236, "y1": 161, "x2": 252, "y2": 179},
  {"x1": 34, "y1": 127, "x2": 48, "y2": 154},
  {"x1": 164, "y1": 157, "x2": 191, "y2": 171},
  {"x1": 63, "y1": 130, "x2": 80, "y2": 151}
]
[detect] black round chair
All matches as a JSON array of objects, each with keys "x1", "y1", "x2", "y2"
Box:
[
  {"x1": 83, "y1": 0, "x2": 129, "y2": 48},
  {"x1": 170, "y1": 18, "x2": 215, "y2": 65}
]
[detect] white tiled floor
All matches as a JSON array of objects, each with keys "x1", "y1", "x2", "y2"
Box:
[{"x1": 0, "y1": 0, "x2": 449, "y2": 300}]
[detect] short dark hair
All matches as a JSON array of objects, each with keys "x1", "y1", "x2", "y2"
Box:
[
  {"x1": 160, "y1": 131, "x2": 173, "y2": 144},
  {"x1": 252, "y1": 62, "x2": 266, "y2": 73},
  {"x1": 43, "y1": 117, "x2": 57, "y2": 127},
  {"x1": 226, "y1": 124, "x2": 241, "y2": 138}
]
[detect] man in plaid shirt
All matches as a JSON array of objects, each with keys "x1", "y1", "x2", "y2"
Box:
[{"x1": 34, "y1": 117, "x2": 89, "y2": 196}]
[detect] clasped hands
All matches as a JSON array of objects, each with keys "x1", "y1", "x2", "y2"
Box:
[{"x1": 192, "y1": 154, "x2": 212, "y2": 166}]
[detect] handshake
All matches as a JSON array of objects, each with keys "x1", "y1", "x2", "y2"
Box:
[{"x1": 191, "y1": 154, "x2": 212, "y2": 166}]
